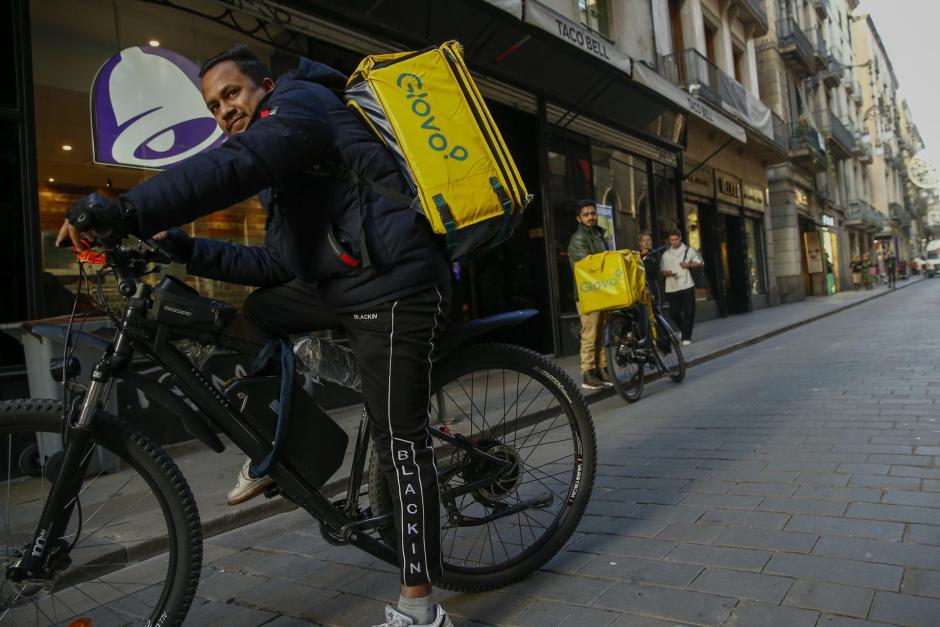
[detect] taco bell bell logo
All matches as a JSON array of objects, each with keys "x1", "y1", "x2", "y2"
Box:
[{"x1": 92, "y1": 46, "x2": 224, "y2": 169}]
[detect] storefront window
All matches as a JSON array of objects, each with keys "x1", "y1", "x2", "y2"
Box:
[
  {"x1": 31, "y1": 0, "x2": 284, "y2": 314},
  {"x1": 590, "y1": 144, "x2": 649, "y2": 251},
  {"x1": 653, "y1": 163, "x2": 679, "y2": 241},
  {"x1": 744, "y1": 217, "x2": 766, "y2": 296},
  {"x1": 548, "y1": 133, "x2": 594, "y2": 317}
]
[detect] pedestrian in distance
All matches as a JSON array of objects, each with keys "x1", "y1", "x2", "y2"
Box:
[
  {"x1": 850, "y1": 255, "x2": 862, "y2": 291},
  {"x1": 660, "y1": 227, "x2": 703, "y2": 346},
  {"x1": 884, "y1": 247, "x2": 897, "y2": 290},
  {"x1": 57, "y1": 44, "x2": 454, "y2": 627},
  {"x1": 568, "y1": 199, "x2": 614, "y2": 390},
  {"x1": 862, "y1": 252, "x2": 875, "y2": 290}
]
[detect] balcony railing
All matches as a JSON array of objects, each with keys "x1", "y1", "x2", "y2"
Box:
[
  {"x1": 857, "y1": 134, "x2": 873, "y2": 163},
  {"x1": 890, "y1": 201, "x2": 911, "y2": 225},
  {"x1": 813, "y1": 0, "x2": 830, "y2": 19},
  {"x1": 847, "y1": 199, "x2": 885, "y2": 231},
  {"x1": 788, "y1": 120, "x2": 827, "y2": 169},
  {"x1": 818, "y1": 109, "x2": 854, "y2": 160},
  {"x1": 660, "y1": 48, "x2": 774, "y2": 140},
  {"x1": 777, "y1": 18, "x2": 815, "y2": 74},
  {"x1": 736, "y1": 0, "x2": 769, "y2": 37},
  {"x1": 814, "y1": 29, "x2": 828, "y2": 70}
]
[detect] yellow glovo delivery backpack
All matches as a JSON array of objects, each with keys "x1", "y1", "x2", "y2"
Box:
[
  {"x1": 344, "y1": 41, "x2": 532, "y2": 259},
  {"x1": 574, "y1": 250, "x2": 649, "y2": 315}
]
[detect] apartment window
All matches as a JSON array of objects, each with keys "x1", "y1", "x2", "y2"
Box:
[
  {"x1": 704, "y1": 22, "x2": 718, "y2": 65},
  {"x1": 733, "y1": 46, "x2": 745, "y2": 83},
  {"x1": 577, "y1": 0, "x2": 611, "y2": 38}
]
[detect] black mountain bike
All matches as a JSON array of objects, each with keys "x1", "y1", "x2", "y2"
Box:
[
  {"x1": 0, "y1": 241, "x2": 596, "y2": 626},
  {"x1": 604, "y1": 279, "x2": 686, "y2": 403}
]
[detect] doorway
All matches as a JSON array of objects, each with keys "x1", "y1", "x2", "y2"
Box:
[
  {"x1": 454, "y1": 102, "x2": 553, "y2": 353},
  {"x1": 722, "y1": 213, "x2": 750, "y2": 313}
]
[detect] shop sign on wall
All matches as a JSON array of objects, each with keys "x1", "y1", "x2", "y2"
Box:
[
  {"x1": 803, "y1": 231, "x2": 824, "y2": 274},
  {"x1": 742, "y1": 184, "x2": 766, "y2": 210},
  {"x1": 795, "y1": 188, "x2": 809, "y2": 210},
  {"x1": 92, "y1": 46, "x2": 225, "y2": 170},
  {"x1": 684, "y1": 163, "x2": 714, "y2": 198},
  {"x1": 715, "y1": 172, "x2": 742, "y2": 204}
]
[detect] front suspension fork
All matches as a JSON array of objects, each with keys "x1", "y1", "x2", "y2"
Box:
[{"x1": 7, "y1": 359, "x2": 113, "y2": 581}]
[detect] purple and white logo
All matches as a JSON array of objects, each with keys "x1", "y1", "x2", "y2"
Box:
[{"x1": 92, "y1": 46, "x2": 224, "y2": 170}]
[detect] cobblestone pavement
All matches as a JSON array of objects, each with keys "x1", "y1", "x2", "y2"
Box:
[{"x1": 71, "y1": 280, "x2": 940, "y2": 626}]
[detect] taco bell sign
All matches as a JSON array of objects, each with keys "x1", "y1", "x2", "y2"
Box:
[{"x1": 92, "y1": 46, "x2": 224, "y2": 169}]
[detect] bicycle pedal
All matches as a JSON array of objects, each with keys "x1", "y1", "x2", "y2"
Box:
[{"x1": 263, "y1": 484, "x2": 283, "y2": 499}]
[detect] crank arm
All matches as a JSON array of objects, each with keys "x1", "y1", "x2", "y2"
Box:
[
  {"x1": 339, "y1": 512, "x2": 394, "y2": 539},
  {"x1": 444, "y1": 492, "x2": 554, "y2": 527}
]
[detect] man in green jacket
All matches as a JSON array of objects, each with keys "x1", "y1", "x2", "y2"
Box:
[{"x1": 568, "y1": 200, "x2": 613, "y2": 390}]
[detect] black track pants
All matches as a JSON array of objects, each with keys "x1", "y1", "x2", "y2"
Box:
[
  {"x1": 666, "y1": 287, "x2": 695, "y2": 341},
  {"x1": 243, "y1": 281, "x2": 449, "y2": 585}
]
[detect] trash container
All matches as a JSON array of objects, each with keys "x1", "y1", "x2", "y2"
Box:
[{"x1": 1, "y1": 317, "x2": 121, "y2": 476}]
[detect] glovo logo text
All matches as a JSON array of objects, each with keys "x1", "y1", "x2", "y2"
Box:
[
  {"x1": 396, "y1": 72, "x2": 468, "y2": 161},
  {"x1": 580, "y1": 268, "x2": 622, "y2": 293}
]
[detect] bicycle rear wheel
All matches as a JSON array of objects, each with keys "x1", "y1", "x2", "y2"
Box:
[
  {"x1": 369, "y1": 343, "x2": 596, "y2": 592},
  {"x1": 652, "y1": 315, "x2": 686, "y2": 382},
  {"x1": 0, "y1": 399, "x2": 202, "y2": 627},
  {"x1": 605, "y1": 312, "x2": 645, "y2": 402}
]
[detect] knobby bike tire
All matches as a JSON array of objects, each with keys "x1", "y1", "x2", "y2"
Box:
[
  {"x1": 605, "y1": 313, "x2": 644, "y2": 402},
  {"x1": 652, "y1": 316, "x2": 686, "y2": 383},
  {"x1": 367, "y1": 343, "x2": 596, "y2": 593},
  {"x1": 0, "y1": 399, "x2": 202, "y2": 627}
]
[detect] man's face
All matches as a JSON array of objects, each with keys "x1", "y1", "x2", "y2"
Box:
[
  {"x1": 576, "y1": 205, "x2": 597, "y2": 227},
  {"x1": 201, "y1": 60, "x2": 274, "y2": 137},
  {"x1": 669, "y1": 234, "x2": 681, "y2": 249},
  {"x1": 639, "y1": 234, "x2": 652, "y2": 251}
]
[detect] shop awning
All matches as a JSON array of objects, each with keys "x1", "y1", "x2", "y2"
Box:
[
  {"x1": 268, "y1": 0, "x2": 749, "y2": 147},
  {"x1": 508, "y1": 0, "x2": 745, "y2": 143},
  {"x1": 631, "y1": 60, "x2": 747, "y2": 143}
]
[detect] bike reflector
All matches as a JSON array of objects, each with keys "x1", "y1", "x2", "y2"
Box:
[{"x1": 76, "y1": 249, "x2": 107, "y2": 265}]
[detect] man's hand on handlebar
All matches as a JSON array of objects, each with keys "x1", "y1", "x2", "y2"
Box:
[
  {"x1": 152, "y1": 228, "x2": 195, "y2": 264},
  {"x1": 55, "y1": 193, "x2": 138, "y2": 250}
]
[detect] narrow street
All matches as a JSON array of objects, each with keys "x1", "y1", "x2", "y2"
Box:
[{"x1": 60, "y1": 279, "x2": 939, "y2": 626}]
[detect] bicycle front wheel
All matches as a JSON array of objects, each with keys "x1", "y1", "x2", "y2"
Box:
[
  {"x1": 0, "y1": 399, "x2": 202, "y2": 627},
  {"x1": 369, "y1": 343, "x2": 596, "y2": 592},
  {"x1": 605, "y1": 312, "x2": 645, "y2": 402}
]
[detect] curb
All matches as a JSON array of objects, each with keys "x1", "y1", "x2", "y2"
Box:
[{"x1": 173, "y1": 278, "x2": 931, "y2": 545}]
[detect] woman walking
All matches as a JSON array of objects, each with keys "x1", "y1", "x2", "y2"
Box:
[{"x1": 850, "y1": 255, "x2": 863, "y2": 290}]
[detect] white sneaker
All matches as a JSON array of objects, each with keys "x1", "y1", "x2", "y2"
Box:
[
  {"x1": 226, "y1": 458, "x2": 275, "y2": 506},
  {"x1": 373, "y1": 605, "x2": 453, "y2": 627},
  {"x1": 681, "y1": 340, "x2": 692, "y2": 346}
]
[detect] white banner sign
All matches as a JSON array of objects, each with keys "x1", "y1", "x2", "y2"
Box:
[{"x1": 524, "y1": 0, "x2": 632, "y2": 76}]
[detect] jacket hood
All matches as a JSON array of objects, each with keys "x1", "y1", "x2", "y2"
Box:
[{"x1": 283, "y1": 57, "x2": 348, "y2": 90}]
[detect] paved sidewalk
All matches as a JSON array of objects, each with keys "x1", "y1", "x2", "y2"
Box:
[
  {"x1": 8, "y1": 277, "x2": 923, "y2": 585},
  {"x1": 57, "y1": 275, "x2": 940, "y2": 627}
]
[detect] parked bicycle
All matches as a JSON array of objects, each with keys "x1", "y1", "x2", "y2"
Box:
[
  {"x1": 0, "y1": 240, "x2": 596, "y2": 626},
  {"x1": 604, "y1": 249, "x2": 686, "y2": 402}
]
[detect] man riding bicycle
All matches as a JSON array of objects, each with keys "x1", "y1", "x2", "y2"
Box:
[{"x1": 57, "y1": 45, "x2": 453, "y2": 627}]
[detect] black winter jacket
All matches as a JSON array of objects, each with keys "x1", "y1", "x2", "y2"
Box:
[{"x1": 123, "y1": 58, "x2": 449, "y2": 312}]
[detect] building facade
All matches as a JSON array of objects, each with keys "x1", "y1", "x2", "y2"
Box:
[{"x1": 1, "y1": 0, "x2": 930, "y2": 388}]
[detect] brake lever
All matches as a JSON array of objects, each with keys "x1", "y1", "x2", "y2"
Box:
[{"x1": 143, "y1": 238, "x2": 175, "y2": 265}]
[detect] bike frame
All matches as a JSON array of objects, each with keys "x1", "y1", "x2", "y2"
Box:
[{"x1": 11, "y1": 276, "x2": 517, "y2": 582}]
